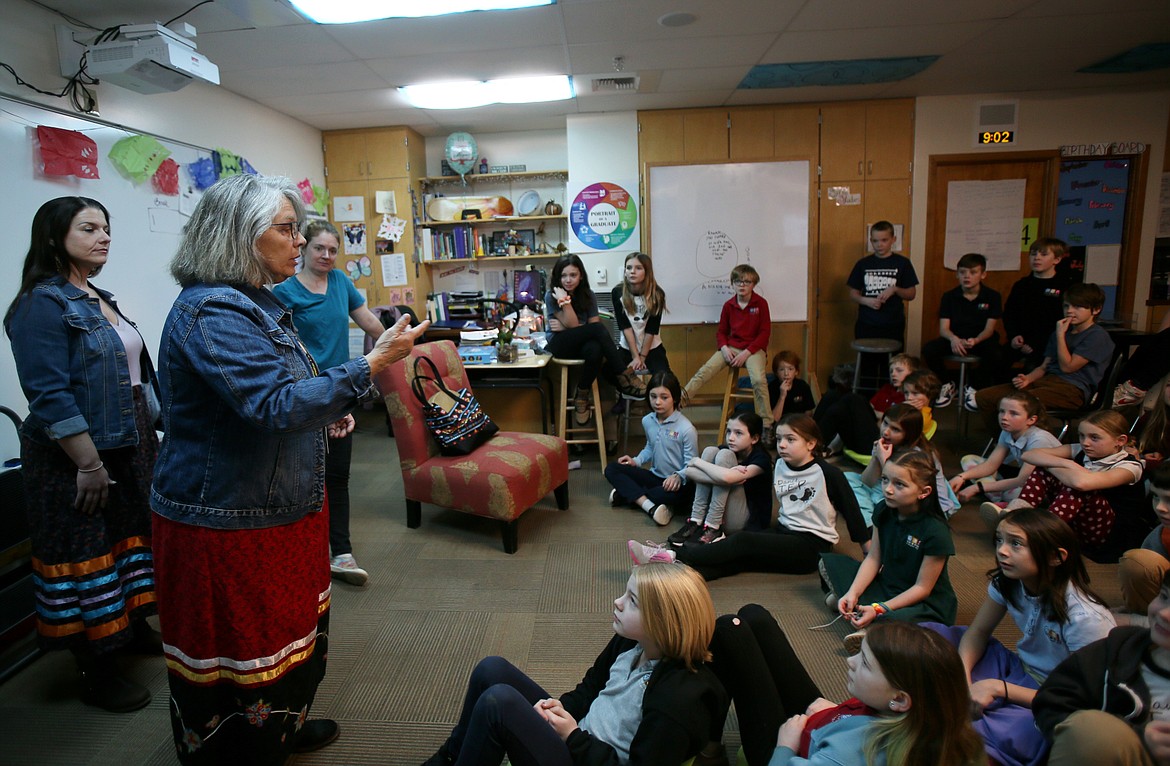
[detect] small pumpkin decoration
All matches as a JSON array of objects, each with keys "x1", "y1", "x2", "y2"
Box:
[{"x1": 544, "y1": 199, "x2": 563, "y2": 216}]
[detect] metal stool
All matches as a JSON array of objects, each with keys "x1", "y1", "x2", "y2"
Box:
[
  {"x1": 718, "y1": 370, "x2": 755, "y2": 439},
  {"x1": 944, "y1": 354, "x2": 981, "y2": 437},
  {"x1": 850, "y1": 338, "x2": 902, "y2": 393},
  {"x1": 552, "y1": 357, "x2": 606, "y2": 469}
]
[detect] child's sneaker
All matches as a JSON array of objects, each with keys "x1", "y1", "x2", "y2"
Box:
[
  {"x1": 651, "y1": 504, "x2": 673, "y2": 526},
  {"x1": 667, "y1": 520, "x2": 702, "y2": 547},
  {"x1": 979, "y1": 501, "x2": 1006, "y2": 531},
  {"x1": 698, "y1": 526, "x2": 725, "y2": 544},
  {"x1": 627, "y1": 540, "x2": 676, "y2": 565},
  {"x1": 573, "y1": 395, "x2": 593, "y2": 426},
  {"x1": 329, "y1": 553, "x2": 369, "y2": 586},
  {"x1": 1113, "y1": 379, "x2": 1148, "y2": 407},
  {"x1": 608, "y1": 488, "x2": 622, "y2": 507},
  {"x1": 963, "y1": 386, "x2": 980, "y2": 412},
  {"x1": 935, "y1": 381, "x2": 956, "y2": 407},
  {"x1": 843, "y1": 629, "x2": 866, "y2": 655}
]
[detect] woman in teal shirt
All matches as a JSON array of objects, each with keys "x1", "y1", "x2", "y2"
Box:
[{"x1": 272, "y1": 221, "x2": 384, "y2": 585}]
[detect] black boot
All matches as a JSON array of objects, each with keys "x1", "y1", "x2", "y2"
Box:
[{"x1": 75, "y1": 650, "x2": 151, "y2": 713}]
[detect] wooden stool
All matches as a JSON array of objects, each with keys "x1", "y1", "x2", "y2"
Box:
[
  {"x1": 718, "y1": 370, "x2": 755, "y2": 439},
  {"x1": 552, "y1": 357, "x2": 606, "y2": 469},
  {"x1": 850, "y1": 338, "x2": 902, "y2": 393},
  {"x1": 943, "y1": 354, "x2": 981, "y2": 437}
]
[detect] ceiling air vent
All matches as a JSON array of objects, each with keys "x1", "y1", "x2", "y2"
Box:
[{"x1": 591, "y1": 76, "x2": 639, "y2": 93}]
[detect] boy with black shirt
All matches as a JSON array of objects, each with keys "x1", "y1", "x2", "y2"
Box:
[
  {"x1": 923, "y1": 252, "x2": 1002, "y2": 407},
  {"x1": 1003, "y1": 237, "x2": 1072, "y2": 371}
]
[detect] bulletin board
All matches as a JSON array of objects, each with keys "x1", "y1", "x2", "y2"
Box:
[
  {"x1": 647, "y1": 161, "x2": 810, "y2": 324},
  {"x1": 0, "y1": 94, "x2": 211, "y2": 439}
]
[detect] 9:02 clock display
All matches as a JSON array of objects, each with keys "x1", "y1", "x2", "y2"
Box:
[{"x1": 979, "y1": 130, "x2": 1015, "y2": 144}]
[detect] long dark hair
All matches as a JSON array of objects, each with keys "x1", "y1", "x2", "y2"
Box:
[
  {"x1": 5, "y1": 197, "x2": 109, "y2": 326},
  {"x1": 551, "y1": 254, "x2": 594, "y2": 314},
  {"x1": 990, "y1": 507, "x2": 1106, "y2": 623}
]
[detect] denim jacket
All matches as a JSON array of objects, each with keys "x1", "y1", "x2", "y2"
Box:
[
  {"x1": 150, "y1": 282, "x2": 374, "y2": 530},
  {"x1": 4, "y1": 276, "x2": 157, "y2": 449}
]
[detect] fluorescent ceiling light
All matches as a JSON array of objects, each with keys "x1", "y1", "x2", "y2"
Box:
[
  {"x1": 399, "y1": 75, "x2": 573, "y2": 109},
  {"x1": 289, "y1": 0, "x2": 553, "y2": 24}
]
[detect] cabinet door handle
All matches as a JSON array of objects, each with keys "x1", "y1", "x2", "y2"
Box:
[
  {"x1": 857, "y1": 161, "x2": 863, "y2": 176},
  {"x1": 367, "y1": 161, "x2": 373, "y2": 175},
  {"x1": 358, "y1": 162, "x2": 364, "y2": 176},
  {"x1": 867, "y1": 160, "x2": 873, "y2": 175}
]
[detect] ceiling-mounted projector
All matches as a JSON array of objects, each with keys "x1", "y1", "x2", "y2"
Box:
[{"x1": 85, "y1": 23, "x2": 220, "y2": 95}]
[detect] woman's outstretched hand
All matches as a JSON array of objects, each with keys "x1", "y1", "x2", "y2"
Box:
[{"x1": 364, "y1": 315, "x2": 430, "y2": 375}]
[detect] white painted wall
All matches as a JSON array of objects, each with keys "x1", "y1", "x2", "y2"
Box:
[
  {"x1": 906, "y1": 88, "x2": 1170, "y2": 352},
  {"x1": 0, "y1": 0, "x2": 324, "y2": 458},
  {"x1": 566, "y1": 112, "x2": 641, "y2": 295}
]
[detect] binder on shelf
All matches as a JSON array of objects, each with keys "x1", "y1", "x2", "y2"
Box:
[{"x1": 420, "y1": 228, "x2": 434, "y2": 262}]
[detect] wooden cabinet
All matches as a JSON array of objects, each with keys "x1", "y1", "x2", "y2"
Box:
[
  {"x1": 323, "y1": 127, "x2": 413, "y2": 181},
  {"x1": 820, "y1": 100, "x2": 914, "y2": 182},
  {"x1": 729, "y1": 105, "x2": 819, "y2": 161},
  {"x1": 322, "y1": 127, "x2": 430, "y2": 314},
  {"x1": 658, "y1": 323, "x2": 810, "y2": 402}
]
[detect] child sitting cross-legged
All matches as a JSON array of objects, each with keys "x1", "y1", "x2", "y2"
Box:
[
  {"x1": 924, "y1": 508, "x2": 1115, "y2": 766},
  {"x1": 664, "y1": 412, "x2": 773, "y2": 547},
  {"x1": 823, "y1": 450, "x2": 958, "y2": 653}
]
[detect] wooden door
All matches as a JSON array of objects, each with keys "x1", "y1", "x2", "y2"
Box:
[
  {"x1": 819, "y1": 102, "x2": 866, "y2": 182},
  {"x1": 773, "y1": 104, "x2": 820, "y2": 161},
  {"x1": 920, "y1": 152, "x2": 1059, "y2": 347},
  {"x1": 815, "y1": 185, "x2": 866, "y2": 387},
  {"x1": 864, "y1": 100, "x2": 914, "y2": 180},
  {"x1": 323, "y1": 132, "x2": 368, "y2": 182},
  {"x1": 729, "y1": 107, "x2": 775, "y2": 160}
]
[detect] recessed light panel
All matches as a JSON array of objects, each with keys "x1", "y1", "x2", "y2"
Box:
[
  {"x1": 289, "y1": 0, "x2": 553, "y2": 24},
  {"x1": 739, "y1": 56, "x2": 939, "y2": 89}
]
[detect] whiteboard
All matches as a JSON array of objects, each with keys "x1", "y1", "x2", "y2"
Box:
[
  {"x1": 648, "y1": 161, "x2": 810, "y2": 324},
  {"x1": 0, "y1": 95, "x2": 210, "y2": 442}
]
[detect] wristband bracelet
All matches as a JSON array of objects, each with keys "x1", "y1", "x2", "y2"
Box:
[
  {"x1": 977, "y1": 481, "x2": 986, "y2": 494},
  {"x1": 870, "y1": 602, "x2": 888, "y2": 617},
  {"x1": 78, "y1": 461, "x2": 104, "y2": 473},
  {"x1": 1002, "y1": 679, "x2": 1009, "y2": 702}
]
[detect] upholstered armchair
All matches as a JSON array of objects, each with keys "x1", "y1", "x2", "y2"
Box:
[{"x1": 375, "y1": 340, "x2": 569, "y2": 553}]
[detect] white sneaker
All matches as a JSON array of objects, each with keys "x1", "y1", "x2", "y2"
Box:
[
  {"x1": 843, "y1": 629, "x2": 866, "y2": 655},
  {"x1": 963, "y1": 386, "x2": 980, "y2": 412},
  {"x1": 651, "y1": 504, "x2": 673, "y2": 526},
  {"x1": 936, "y1": 381, "x2": 956, "y2": 407},
  {"x1": 608, "y1": 488, "x2": 621, "y2": 506},
  {"x1": 627, "y1": 540, "x2": 676, "y2": 565},
  {"x1": 979, "y1": 501, "x2": 1005, "y2": 531},
  {"x1": 329, "y1": 553, "x2": 369, "y2": 586}
]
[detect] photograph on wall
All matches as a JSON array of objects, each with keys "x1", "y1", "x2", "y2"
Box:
[{"x1": 343, "y1": 222, "x2": 367, "y2": 255}]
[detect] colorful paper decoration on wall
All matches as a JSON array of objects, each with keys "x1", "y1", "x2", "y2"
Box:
[
  {"x1": 311, "y1": 184, "x2": 330, "y2": 215},
  {"x1": 109, "y1": 135, "x2": 171, "y2": 183},
  {"x1": 345, "y1": 256, "x2": 372, "y2": 282},
  {"x1": 188, "y1": 157, "x2": 218, "y2": 190},
  {"x1": 152, "y1": 157, "x2": 180, "y2": 195},
  {"x1": 214, "y1": 148, "x2": 243, "y2": 178},
  {"x1": 297, "y1": 178, "x2": 315, "y2": 205},
  {"x1": 36, "y1": 126, "x2": 99, "y2": 178},
  {"x1": 377, "y1": 213, "x2": 406, "y2": 242}
]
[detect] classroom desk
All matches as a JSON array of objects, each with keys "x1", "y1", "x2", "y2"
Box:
[{"x1": 464, "y1": 350, "x2": 551, "y2": 434}]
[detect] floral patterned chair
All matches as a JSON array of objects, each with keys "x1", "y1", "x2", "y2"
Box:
[{"x1": 375, "y1": 340, "x2": 569, "y2": 553}]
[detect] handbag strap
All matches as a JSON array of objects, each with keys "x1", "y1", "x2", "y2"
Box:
[{"x1": 411, "y1": 355, "x2": 461, "y2": 407}]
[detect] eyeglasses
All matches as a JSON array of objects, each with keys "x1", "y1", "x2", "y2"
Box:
[
  {"x1": 270, "y1": 221, "x2": 302, "y2": 239},
  {"x1": 733, "y1": 280, "x2": 756, "y2": 287}
]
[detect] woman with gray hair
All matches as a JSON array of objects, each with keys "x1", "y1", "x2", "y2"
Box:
[{"x1": 150, "y1": 174, "x2": 427, "y2": 765}]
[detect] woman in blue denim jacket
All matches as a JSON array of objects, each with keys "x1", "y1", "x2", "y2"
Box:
[
  {"x1": 150, "y1": 175, "x2": 426, "y2": 766},
  {"x1": 4, "y1": 196, "x2": 162, "y2": 714}
]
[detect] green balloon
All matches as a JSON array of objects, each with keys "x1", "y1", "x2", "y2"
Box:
[{"x1": 444, "y1": 132, "x2": 478, "y2": 176}]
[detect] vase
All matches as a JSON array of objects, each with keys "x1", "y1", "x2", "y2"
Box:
[{"x1": 497, "y1": 343, "x2": 516, "y2": 363}]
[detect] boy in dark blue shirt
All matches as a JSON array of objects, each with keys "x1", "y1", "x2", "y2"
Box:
[{"x1": 922, "y1": 253, "x2": 1003, "y2": 407}]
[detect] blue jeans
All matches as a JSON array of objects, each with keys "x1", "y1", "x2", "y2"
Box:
[{"x1": 443, "y1": 657, "x2": 573, "y2": 766}]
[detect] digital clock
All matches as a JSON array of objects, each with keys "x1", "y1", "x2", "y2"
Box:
[{"x1": 979, "y1": 130, "x2": 1015, "y2": 145}]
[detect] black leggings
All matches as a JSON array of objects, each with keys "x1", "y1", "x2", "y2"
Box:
[
  {"x1": 813, "y1": 390, "x2": 879, "y2": 454},
  {"x1": 677, "y1": 526, "x2": 831, "y2": 581},
  {"x1": 709, "y1": 604, "x2": 822, "y2": 766},
  {"x1": 547, "y1": 322, "x2": 625, "y2": 390}
]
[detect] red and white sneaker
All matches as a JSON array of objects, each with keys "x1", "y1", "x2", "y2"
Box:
[{"x1": 627, "y1": 540, "x2": 676, "y2": 565}]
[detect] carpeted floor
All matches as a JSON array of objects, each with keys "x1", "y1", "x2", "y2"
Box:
[{"x1": 0, "y1": 401, "x2": 1124, "y2": 765}]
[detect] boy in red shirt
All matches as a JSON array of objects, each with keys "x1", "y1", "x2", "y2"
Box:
[{"x1": 683, "y1": 265, "x2": 772, "y2": 439}]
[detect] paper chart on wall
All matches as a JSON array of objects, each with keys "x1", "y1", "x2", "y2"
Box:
[
  {"x1": 943, "y1": 179, "x2": 1026, "y2": 270},
  {"x1": 381, "y1": 253, "x2": 407, "y2": 287}
]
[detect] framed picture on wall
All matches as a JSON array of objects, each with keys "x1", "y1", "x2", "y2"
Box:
[{"x1": 514, "y1": 229, "x2": 536, "y2": 250}]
